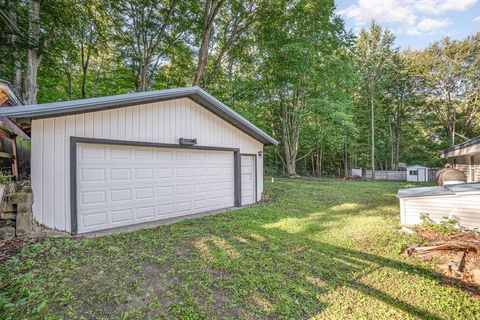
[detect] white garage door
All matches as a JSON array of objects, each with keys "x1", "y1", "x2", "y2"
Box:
[
  {"x1": 76, "y1": 143, "x2": 235, "y2": 233},
  {"x1": 241, "y1": 155, "x2": 256, "y2": 205}
]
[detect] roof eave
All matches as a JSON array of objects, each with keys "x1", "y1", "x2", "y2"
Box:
[
  {"x1": 442, "y1": 137, "x2": 480, "y2": 158},
  {"x1": 0, "y1": 87, "x2": 277, "y2": 146}
]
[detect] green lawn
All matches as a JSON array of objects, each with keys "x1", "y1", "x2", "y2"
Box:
[{"x1": 1, "y1": 178, "x2": 479, "y2": 319}]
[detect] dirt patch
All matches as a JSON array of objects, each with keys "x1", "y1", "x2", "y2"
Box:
[
  {"x1": 0, "y1": 237, "x2": 41, "y2": 264},
  {"x1": 175, "y1": 246, "x2": 194, "y2": 258},
  {"x1": 204, "y1": 267, "x2": 236, "y2": 280},
  {"x1": 208, "y1": 287, "x2": 246, "y2": 319},
  {"x1": 405, "y1": 227, "x2": 480, "y2": 296},
  {"x1": 143, "y1": 260, "x2": 172, "y2": 297},
  {"x1": 416, "y1": 227, "x2": 478, "y2": 243}
]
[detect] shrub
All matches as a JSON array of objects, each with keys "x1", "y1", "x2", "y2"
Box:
[
  {"x1": 0, "y1": 171, "x2": 11, "y2": 185},
  {"x1": 420, "y1": 213, "x2": 459, "y2": 234}
]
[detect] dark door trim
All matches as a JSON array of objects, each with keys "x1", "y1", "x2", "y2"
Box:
[
  {"x1": 240, "y1": 153, "x2": 258, "y2": 204},
  {"x1": 70, "y1": 136, "x2": 241, "y2": 235}
]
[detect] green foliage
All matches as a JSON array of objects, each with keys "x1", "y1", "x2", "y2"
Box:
[
  {"x1": 0, "y1": 2, "x2": 479, "y2": 177},
  {"x1": 420, "y1": 213, "x2": 459, "y2": 234},
  {"x1": 0, "y1": 171, "x2": 11, "y2": 185}
]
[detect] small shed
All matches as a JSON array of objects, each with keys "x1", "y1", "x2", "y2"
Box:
[
  {"x1": 0, "y1": 87, "x2": 277, "y2": 235},
  {"x1": 406, "y1": 165, "x2": 429, "y2": 182},
  {"x1": 397, "y1": 183, "x2": 480, "y2": 230}
]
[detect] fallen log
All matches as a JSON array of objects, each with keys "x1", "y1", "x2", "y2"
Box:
[
  {"x1": 446, "y1": 251, "x2": 465, "y2": 278},
  {"x1": 413, "y1": 242, "x2": 479, "y2": 254}
]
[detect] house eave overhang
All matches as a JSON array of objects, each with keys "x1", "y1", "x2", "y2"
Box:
[
  {"x1": 442, "y1": 137, "x2": 480, "y2": 158},
  {"x1": 0, "y1": 86, "x2": 277, "y2": 145}
]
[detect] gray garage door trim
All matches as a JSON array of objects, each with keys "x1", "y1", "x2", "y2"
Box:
[
  {"x1": 70, "y1": 136, "x2": 241, "y2": 235},
  {"x1": 240, "y1": 153, "x2": 257, "y2": 204}
]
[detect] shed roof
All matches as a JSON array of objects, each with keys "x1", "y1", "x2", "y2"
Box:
[
  {"x1": 0, "y1": 87, "x2": 278, "y2": 145},
  {"x1": 406, "y1": 165, "x2": 428, "y2": 169},
  {"x1": 397, "y1": 182, "x2": 480, "y2": 198}
]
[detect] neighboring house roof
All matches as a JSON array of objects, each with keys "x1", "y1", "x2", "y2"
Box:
[
  {"x1": 406, "y1": 165, "x2": 428, "y2": 169},
  {"x1": 0, "y1": 86, "x2": 277, "y2": 145},
  {"x1": 0, "y1": 80, "x2": 22, "y2": 107},
  {"x1": 442, "y1": 136, "x2": 480, "y2": 158}
]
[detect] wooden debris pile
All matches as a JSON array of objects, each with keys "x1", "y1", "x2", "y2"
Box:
[{"x1": 405, "y1": 230, "x2": 480, "y2": 287}]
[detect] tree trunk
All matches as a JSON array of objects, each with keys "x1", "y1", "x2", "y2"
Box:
[
  {"x1": 283, "y1": 139, "x2": 297, "y2": 176},
  {"x1": 370, "y1": 83, "x2": 375, "y2": 179},
  {"x1": 311, "y1": 153, "x2": 315, "y2": 176},
  {"x1": 80, "y1": 43, "x2": 91, "y2": 99},
  {"x1": 344, "y1": 138, "x2": 348, "y2": 178},
  {"x1": 280, "y1": 96, "x2": 302, "y2": 177},
  {"x1": 451, "y1": 108, "x2": 456, "y2": 147},
  {"x1": 394, "y1": 111, "x2": 401, "y2": 171},
  {"x1": 318, "y1": 149, "x2": 323, "y2": 178},
  {"x1": 24, "y1": 0, "x2": 41, "y2": 105},
  {"x1": 193, "y1": 0, "x2": 225, "y2": 86},
  {"x1": 193, "y1": 27, "x2": 212, "y2": 86},
  {"x1": 10, "y1": 2, "x2": 22, "y2": 95},
  {"x1": 67, "y1": 73, "x2": 72, "y2": 100}
]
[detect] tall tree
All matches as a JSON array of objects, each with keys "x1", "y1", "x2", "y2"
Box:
[
  {"x1": 192, "y1": 0, "x2": 225, "y2": 86},
  {"x1": 413, "y1": 36, "x2": 480, "y2": 146},
  {"x1": 255, "y1": 0, "x2": 351, "y2": 176},
  {"x1": 356, "y1": 22, "x2": 397, "y2": 177},
  {"x1": 111, "y1": 0, "x2": 179, "y2": 91},
  {"x1": 389, "y1": 52, "x2": 416, "y2": 170},
  {"x1": 24, "y1": 0, "x2": 40, "y2": 104}
]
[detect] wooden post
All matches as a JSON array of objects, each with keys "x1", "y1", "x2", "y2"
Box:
[
  {"x1": 11, "y1": 135, "x2": 18, "y2": 179},
  {"x1": 0, "y1": 127, "x2": 19, "y2": 179}
]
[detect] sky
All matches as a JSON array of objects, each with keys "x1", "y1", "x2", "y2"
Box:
[{"x1": 336, "y1": 0, "x2": 480, "y2": 50}]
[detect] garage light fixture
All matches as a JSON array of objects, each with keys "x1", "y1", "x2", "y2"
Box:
[
  {"x1": 179, "y1": 138, "x2": 197, "y2": 146},
  {"x1": 258, "y1": 151, "x2": 263, "y2": 157}
]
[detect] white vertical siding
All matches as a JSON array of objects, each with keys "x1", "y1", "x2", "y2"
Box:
[
  {"x1": 454, "y1": 156, "x2": 470, "y2": 181},
  {"x1": 401, "y1": 194, "x2": 480, "y2": 230},
  {"x1": 475, "y1": 155, "x2": 480, "y2": 182},
  {"x1": 31, "y1": 98, "x2": 265, "y2": 232},
  {"x1": 451, "y1": 154, "x2": 480, "y2": 182}
]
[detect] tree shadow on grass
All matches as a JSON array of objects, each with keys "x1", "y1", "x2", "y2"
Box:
[{"x1": 233, "y1": 231, "x2": 465, "y2": 319}]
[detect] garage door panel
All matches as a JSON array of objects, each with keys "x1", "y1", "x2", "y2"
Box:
[
  {"x1": 81, "y1": 191, "x2": 106, "y2": 205},
  {"x1": 76, "y1": 143, "x2": 235, "y2": 233},
  {"x1": 111, "y1": 168, "x2": 132, "y2": 180},
  {"x1": 157, "y1": 203, "x2": 175, "y2": 214},
  {"x1": 110, "y1": 189, "x2": 132, "y2": 202},
  {"x1": 136, "y1": 206, "x2": 155, "y2": 219},
  {"x1": 80, "y1": 168, "x2": 106, "y2": 183},
  {"x1": 81, "y1": 146, "x2": 106, "y2": 159},
  {"x1": 157, "y1": 168, "x2": 174, "y2": 178},
  {"x1": 135, "y1": 187, "x2": 155, "y2": 200},
  {"x1": 135, "y1": 149, "x2": 155, "y2": 160},
  {"x1": 111, "y1": 208, "x2": 132, "y2": 223},
  {"x1": 134, "y1": 168, "x2": 154, "y2": 180},
  {"x1": 110, "y1": 148, "x2": 130, "y2": 159},
  {"x1": 157, "y1": 186, "x2": 174, "y2": 196},
  {"x1": 81, "y1": 209, "x2": 108, "y2": 227}
]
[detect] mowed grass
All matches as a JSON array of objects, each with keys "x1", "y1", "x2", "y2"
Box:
[{"x1": 1, "y1": 178, "x2": 479, "y2": 319}]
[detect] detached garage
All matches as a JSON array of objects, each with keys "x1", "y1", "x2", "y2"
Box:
[{"x1": 0, "y1": 87, "x2": 277, "y2": 235}]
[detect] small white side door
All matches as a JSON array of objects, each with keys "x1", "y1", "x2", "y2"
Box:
[{"x1": 241, "y1": 155, "x2": 256, "y2": 205}]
